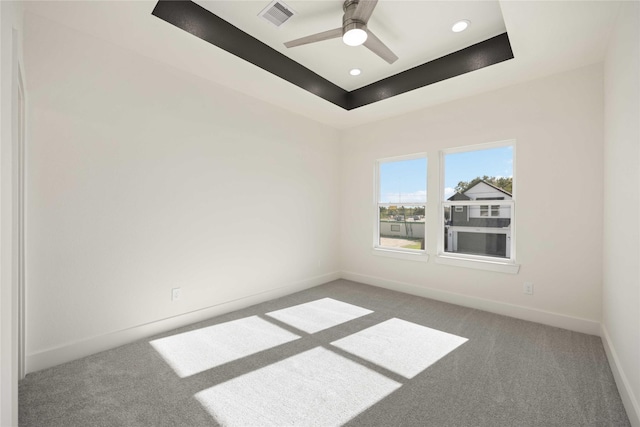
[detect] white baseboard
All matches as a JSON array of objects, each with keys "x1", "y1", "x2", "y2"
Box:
[
  {"x1": 24, "y1": 269, "x2": 605, "y2": 374},
  {"x1": 26, "y1": 271, "x2": 341, "y2": 374},
  {"x1": 341, "y1": 271, "x2": 601, "y2": 335},
  {"x1": 601, "y1": 325, "x2": 640, "y2": 427},
  {"x1": 26, "y1": 270, "x2": 637, "y2": 426}
]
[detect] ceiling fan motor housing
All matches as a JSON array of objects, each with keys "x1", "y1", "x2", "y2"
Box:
[{"x1": 342, "y1": 0, "x2": 367, "y2": 35}]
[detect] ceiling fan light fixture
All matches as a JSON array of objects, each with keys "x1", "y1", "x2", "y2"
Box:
[
  {"x1": 283, "y1": 0, "x2": 398, "y2": 64},
  {"x1": 452, "y1": 20, "x2": 470, "y2": 33},
  {"x1": 342, "y1": 22, "x2": 368, "y2": 46}
]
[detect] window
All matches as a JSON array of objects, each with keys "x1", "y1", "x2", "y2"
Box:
[
  {"x1": 480, "y1": 204, "x2": 500, "y2": 217},
  {"x1": 375, "y1": 155, "x2": 427, "y2": 254},
  {"x1": 440, "y1": 142, "x2": 515, "y2": 262},
  {"x1": 477, "y1": 197, "x2": 502, "y2": 217}
]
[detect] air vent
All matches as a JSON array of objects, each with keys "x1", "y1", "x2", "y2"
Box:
[{"x1": 259, "y1": 0, "x2": 295, "y2": 27}]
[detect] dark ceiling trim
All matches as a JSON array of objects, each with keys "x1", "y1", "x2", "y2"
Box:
[
  {"x1": 348, "y1": 33, "x2": 513, "y2": 109},
  {"x1": 152, "y1": 0, "x2": 514, "y2": 111},
  {"x1": 152, "y1": 0, "x2": 349, "y2": 109}
]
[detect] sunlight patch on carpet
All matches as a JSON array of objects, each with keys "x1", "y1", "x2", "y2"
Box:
[
  {"x1": 195, "y1": 347, "x2": 401, "y2": 426},
  {"x1": 331, "y1": 318, "x2": 468, "y2": 378},
  {"x1": 150, "y1": 316, "x2": 299, "y2": 377},
  {"x1": 265, "y1": 298, "x2": 373, "y2": 333}
]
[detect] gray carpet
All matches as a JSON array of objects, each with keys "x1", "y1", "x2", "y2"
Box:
[{"x1": 19, "y1": 279, "x2": 631, "y2": 426}]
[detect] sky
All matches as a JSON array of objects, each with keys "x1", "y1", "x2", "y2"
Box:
[
  {"x1": 379, "y1": 146, "x2": 513, "y2": 203},
  {"x1": 379, "y1": 158, "x2": 427, "y2": 204}
]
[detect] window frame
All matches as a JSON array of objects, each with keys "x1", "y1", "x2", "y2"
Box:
[
  {"x1": 437, "y1": 140, "x2": 518, "y2": 271},
  {"x1": 373, "y1": 153, "x2": 428, "y2": 261}
]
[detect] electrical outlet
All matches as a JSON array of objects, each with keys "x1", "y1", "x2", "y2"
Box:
[
  {"x1": 523, "y1": 282, "x2": 534, "y2": 295},
  {"x1": 171, "y1": 287, "x2": 182, "y2": 301}
]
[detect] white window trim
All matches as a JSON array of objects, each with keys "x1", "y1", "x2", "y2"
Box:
[
  {"x1": 438, "y1": 140, "x2": 519, "y2": 272},
  {"x1": 373, "y1": 153, "x2": 428, "y2": 261},
  {"x1": 435, "y1": 255, "x2": 520, "y2": 274},
  {"x1": 372, "y1": 248, "x2": 430, "y2": 262}
]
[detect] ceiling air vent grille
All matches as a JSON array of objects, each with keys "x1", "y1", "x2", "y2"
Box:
[{"x1": 259, "y1": 0, "x2": 295, "y2": 27}]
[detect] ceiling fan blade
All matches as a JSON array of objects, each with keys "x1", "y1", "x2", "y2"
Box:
[
  {"x1": 363, "y1": 30, "x2": 398, "y2": 64},
  {"x1": 284, "y1": 28, "x2": 342, "y2": 48},
  {"x1": 352, "y1": 0, "x2": 378, "y2": 23}
]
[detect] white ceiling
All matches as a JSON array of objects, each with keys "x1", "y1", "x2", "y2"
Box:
[
  {"x1": 23, "y1": 1, "x2": 622, "y2": 130},
  {"x1": 194, "y1": 0, "x2": 507, "y2": 91}
]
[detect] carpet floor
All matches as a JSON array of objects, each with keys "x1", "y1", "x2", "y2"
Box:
[{"x1": 19, "y1": 279, "x2": 631, "y2": 426}]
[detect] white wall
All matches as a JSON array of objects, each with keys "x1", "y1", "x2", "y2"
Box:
[
  {"x1": 340, "y1": 64, "x2": 604, "y2": 331},
  {"x1": 1, "y1": 1, "x2": 24, "y2": 425},
  {"x1": 602, "y1": 2, "x2": 640, "y2": 425},
  {"x1": 23, "y1": 13, "x2": 340, "y2": 372},
  {"x1": 14, "y1": 5, "x2": 640, "y2": 424}
]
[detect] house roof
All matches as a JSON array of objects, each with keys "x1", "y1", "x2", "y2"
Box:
[
  {"x1": 447, "y1": 179, "x2": 512, "y2": 201},
  {"x1": 472, "y1": 180, "x2": 512, "y2": 197},
  {"x1": 448, "y1": 193, "x2": 471, "y2": 201}
]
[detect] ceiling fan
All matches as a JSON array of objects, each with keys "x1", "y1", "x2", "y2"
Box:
[{"x1": 283, "y1": 0, "x2": 398, "y2": 64}]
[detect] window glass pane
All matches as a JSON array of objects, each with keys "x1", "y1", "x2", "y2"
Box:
[
  {"x1": 379, "y1": 205, "x2": 425, "y2": 250},
  {"x1": 380, "y1": 158, "x2": 427, "y2": 204},
  {"x1": 444, "y1": 204, "x2": 511, "y2": 258},
  {"x1": 444, "y1": 146, "x2": 513, "y2": 200},
  {"x1": 378, "y1": 157, "x2": 426, "y2": 252},
  {"x1": 443, "y1": 145, "x2": 513, "y2": 259}
]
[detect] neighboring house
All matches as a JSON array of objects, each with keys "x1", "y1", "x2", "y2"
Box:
[
  {"x1": 446, "y1": 181, "x2": 512, "y2": 258},
  {"x1": 379, "y1": 216, "x2": 425, "y2": 241}
]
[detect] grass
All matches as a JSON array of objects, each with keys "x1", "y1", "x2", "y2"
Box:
[
  {"x1": 380, "y1": 237, "x2": 424, "y2": 250},
  {"x1": 401, "y1": 242, "x2": 423, "y2": 250}
]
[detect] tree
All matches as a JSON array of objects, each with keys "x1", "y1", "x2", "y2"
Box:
[
  {"x1": 455, "y1": 175, "x2": 512, "y2": 194},
  {"x1": 379, "y1": 206, "x2": 388, "y2": 219}
]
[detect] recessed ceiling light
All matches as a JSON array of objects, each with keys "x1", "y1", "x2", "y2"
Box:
[
  {"x1": 349, "y1": 68, "x2": 362, "y2": 76},
  {"x1": 452, "y1": 20, "x2": 470, "y2": 33}
]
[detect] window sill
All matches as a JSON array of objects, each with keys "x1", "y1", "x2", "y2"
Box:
[
  {"x1": 435, "y1": 255, "x2": 520, "y2": 274},
  {"x1": 372, "y1": 248, "x2": 429, "y2": 262}
]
